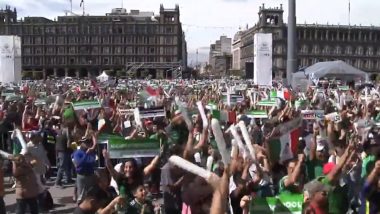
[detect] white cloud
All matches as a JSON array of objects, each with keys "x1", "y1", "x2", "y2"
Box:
[{"x1": 1, "y1": 0, "x2": 379, "y2": 61}]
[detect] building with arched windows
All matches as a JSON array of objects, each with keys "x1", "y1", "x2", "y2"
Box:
[
  {"x1": 0, "y1": 5, "x2": 187, "y2": 79},
  {"x1": 235, "y1": 4, "x2": 380, "y2": 79}
]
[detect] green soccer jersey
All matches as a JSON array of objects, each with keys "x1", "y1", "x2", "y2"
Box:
[{"x1": 126, "y1": 199, "x2": 155, "y2": 214}]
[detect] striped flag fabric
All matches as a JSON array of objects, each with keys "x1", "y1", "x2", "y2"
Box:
[
  {"x1": 269, "y1": 128, "x2": 300, "y2": 163},
  {"x1": 270, "y1": 89, "x2": 290, "y2": 100}
]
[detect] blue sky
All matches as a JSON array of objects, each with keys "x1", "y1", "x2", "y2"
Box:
[{"x1": 0, "y1": 0, "x2": 379, "y2": 64}]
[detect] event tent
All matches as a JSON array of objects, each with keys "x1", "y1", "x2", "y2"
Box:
[
  {"x1": 97, "y1": 71, "x2": 109, "y2": 82},
  {"x1": 304, "y1": 60, "x2": 368, "y2": 81}
]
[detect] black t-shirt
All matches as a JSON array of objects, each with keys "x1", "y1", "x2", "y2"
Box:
[
  {"x1": 73, "y1": 207, "x2": 95, "y2": 214},
  {"x1": 56, "y1": 128, "x2": 71, "y2": 152}
]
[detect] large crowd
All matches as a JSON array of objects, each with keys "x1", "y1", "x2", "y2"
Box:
[{"x1": 0, "y1": 77, "x2": 378, "y2": 214}]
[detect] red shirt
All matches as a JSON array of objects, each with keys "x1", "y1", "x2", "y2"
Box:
[{"x1": 308, "y1": 203, "x2": 327, "y2": 214}]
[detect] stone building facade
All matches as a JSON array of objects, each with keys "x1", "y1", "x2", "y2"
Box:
[
  {"x1": 235, "y1": 4, "x2": 380, "y2": 78},
  {"x1": 0, "y1": 5, "x2": 187, "y2": 78}
]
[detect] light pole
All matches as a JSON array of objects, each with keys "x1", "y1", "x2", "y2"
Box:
[{"x1": 286, "y1": 0, "x2": 297, "y2": 85}]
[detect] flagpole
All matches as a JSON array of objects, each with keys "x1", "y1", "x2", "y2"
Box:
[{"x1": 348, "y1": 0, "x2": 351, "y2": 27}]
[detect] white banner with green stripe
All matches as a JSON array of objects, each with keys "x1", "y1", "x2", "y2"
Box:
[
  {"x1": 72, "y1": 100, "x2": 101, "y2": 111},
  {"x1": 247, "y1": 110, "x2": 268, "y2": 119},
  {"x1": 100, "y1": 134, "x2": 160, "y2": 158},
  {"x1": 257, "y1": 99, "x2": 277, "y2": 107},
  {"x1": 250, "y1": 194, "x2": 303, "y2": 214}
]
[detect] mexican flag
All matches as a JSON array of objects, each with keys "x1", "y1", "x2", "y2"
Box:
[
  {"x1": 268, "y1": 118, "x2": 302, "y2": 163},
  {"x1": 270, "y1": 89, "x2": 291, "y2": 100},
  {"x1": 138, "y1": 86, "x2": 158, "y2": 104}
]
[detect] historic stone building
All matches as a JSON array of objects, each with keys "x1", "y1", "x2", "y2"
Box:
[
  {"x1": 235, "y1": 4, "x2": 380, "y2": 78},
  {"x1": 0, "y1": 5, "x2": 187, "y2": 78}
]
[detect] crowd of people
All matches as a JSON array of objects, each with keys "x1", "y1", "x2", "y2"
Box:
[{"x1": 0, "y1": 77, "x2": 378, "y2": 214}]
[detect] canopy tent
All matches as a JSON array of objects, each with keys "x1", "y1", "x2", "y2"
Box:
[
  {"x1": 304, "y1": 60, "x2": 368, "y2": 81},
  {"x1": 96, "y1": 71, "x2": 109, "y2": 82}
]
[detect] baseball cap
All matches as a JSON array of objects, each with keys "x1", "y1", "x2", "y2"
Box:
[
  {"x1": 316, "y1": 136, "x2": 327, "y2": 151},
  {"x1": 323, "y1": 162, "x2": 336, "y2": 175},
  {"x1": 304, "y1": 179, "x2": 331, "y2": 196}
]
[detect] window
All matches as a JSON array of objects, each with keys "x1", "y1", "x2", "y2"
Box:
[
  {"x1": 69, "y1": 47, "x2": 76, "y2": 54},
  {"x1": 58, "y1": 57, "x2": 65, "y2": 65},
  {"x1": 92, "y1": 47, "x2": 98, "y2": 54},
  {"x1": 57, "y1": 37, "x2": 65, "y2": 44},
  {"x1": 103, "y1": 58, "x2": 109, "y2": 65},
  {"x1": 58, "y1": 47, "x2": 64, "y2": 54},
  {"x1": 115, "y1": 47, "x2": 122, "y2": 54},
  {"x1": 47, "y1": 47, "x2": 54, "y2": 54},
  {"x1": 23, "y1": 48, "x2": 31, "y2": 54},
  {"x1": 166, "y1": 27, "x2": 173, "y2": 34},
  {"x1": 69, "y1": 58, "x2": 75, "y2": 64},
  {"x1": 102, "y1": 47, "x2": 109, "y2": 54},
  {"x1": 126, "y1": 47, "x2": 133, "y2": 54},
  {"x1": 35, "y1": 48, "x2": 42, "y2": 54},
  {"x1": 165, "y1": 37, "x2": 173, "y2": 45}
]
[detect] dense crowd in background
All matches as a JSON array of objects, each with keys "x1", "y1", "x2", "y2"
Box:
[{"x1": 0, "y1": 77, "x2": 377, "y2": 214}]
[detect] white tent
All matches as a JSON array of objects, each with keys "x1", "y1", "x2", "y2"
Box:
[
  {"x1": 304, "y1": 60, "x2": 368, "y2": 81},
  {"x1": 97, "y1": 71, "x2": 109, "y2": 82}
]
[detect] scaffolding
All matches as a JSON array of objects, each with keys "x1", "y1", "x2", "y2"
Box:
[{"x1": 125, "y1": 62, "x2": 183, "y2": 79}]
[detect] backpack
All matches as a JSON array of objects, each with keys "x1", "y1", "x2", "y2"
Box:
[{"x1": 38, "y1": 190, "x2": 54, "y2": 211}]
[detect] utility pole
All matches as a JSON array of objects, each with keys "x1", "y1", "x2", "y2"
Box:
[{"x1": 286, "y1": 0, "x2": 297, "y2": 85}]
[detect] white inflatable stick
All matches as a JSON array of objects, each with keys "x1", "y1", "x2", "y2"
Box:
[
  {"x1": 238, "y1": 121, "x2": 256, "y2": 161},
  {"x1": 211, "y1": 119, "x2": 231, "y2": 165},
  {"x1": 169, "y1": 155, "x2": 211, "y2": 180},
  {"x1": 179, "y1": 103, "x2": 192, "y2": 129},
  {"x1": 15, "y1": 129, "x2": 27, "y2": 155},
  {"x1": 196, "y1": 101, "x2": 208, "y2": 129},
  {"x1": 0, "y1": 150, "x2": 11, "y2": 159},
  {"x1": 229, "y1": 125, "x2": 245, "y2": 151}
]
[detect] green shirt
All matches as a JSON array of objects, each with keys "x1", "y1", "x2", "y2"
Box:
[
  {"x1": 279, "y1": 176, "x2": 301, "y2": 195},
  {"x1": 319, "y1": 176, "x2": 348, "y2": 214},
  {"x1": 361, "y1": 155, "x2": 375, "y2": 179},
  {"x1": 126, "y1": 199, "x2": 155, "y2": 214},
  {"x1": 306, "y1": 159, "x2": 324, "y2": 181}
]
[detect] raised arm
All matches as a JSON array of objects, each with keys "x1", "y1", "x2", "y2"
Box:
[
  {"x1": 284, "y1": 154, "x2": 305, "y2": 187},
  {"x1": 326, "y1": 142, "x2": 353, "y2": 184},
  {"x1": 102, "y1": 149, "x2": 119, "y2": 180}
]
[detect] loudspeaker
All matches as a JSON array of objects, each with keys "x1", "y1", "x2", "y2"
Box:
[{"x1": 245, "y1": 62, "x2": 254, "y2": 79}]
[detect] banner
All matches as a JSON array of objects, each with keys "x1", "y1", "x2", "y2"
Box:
[
  {"x1": 72, "y1": 100, "x2": 101, "y2": 111},
  {"x1": 138, "y1": 106, "x2": 165, "y2": 119},
  {"x1": 250, "y1": 194, "x2": 303, "y2": 214},
  {"x1": 222, "y1": 94, "x2": 244, "y2": 105},
  {"x1": 301, "y1": 110, "x2": 324, "y2": 120},
  {"x1": 247, "y1": 110, "x2": 268, "y2": 119},
  {"x1": 253, "y1": 33, "x2": 273, "y2": 86},
  {"x1": 101, "y1": 134, "x2": 160, "y2": 158},
  {"x1": 257, "y1": 99, "x2": 277, "y2": 107}
]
